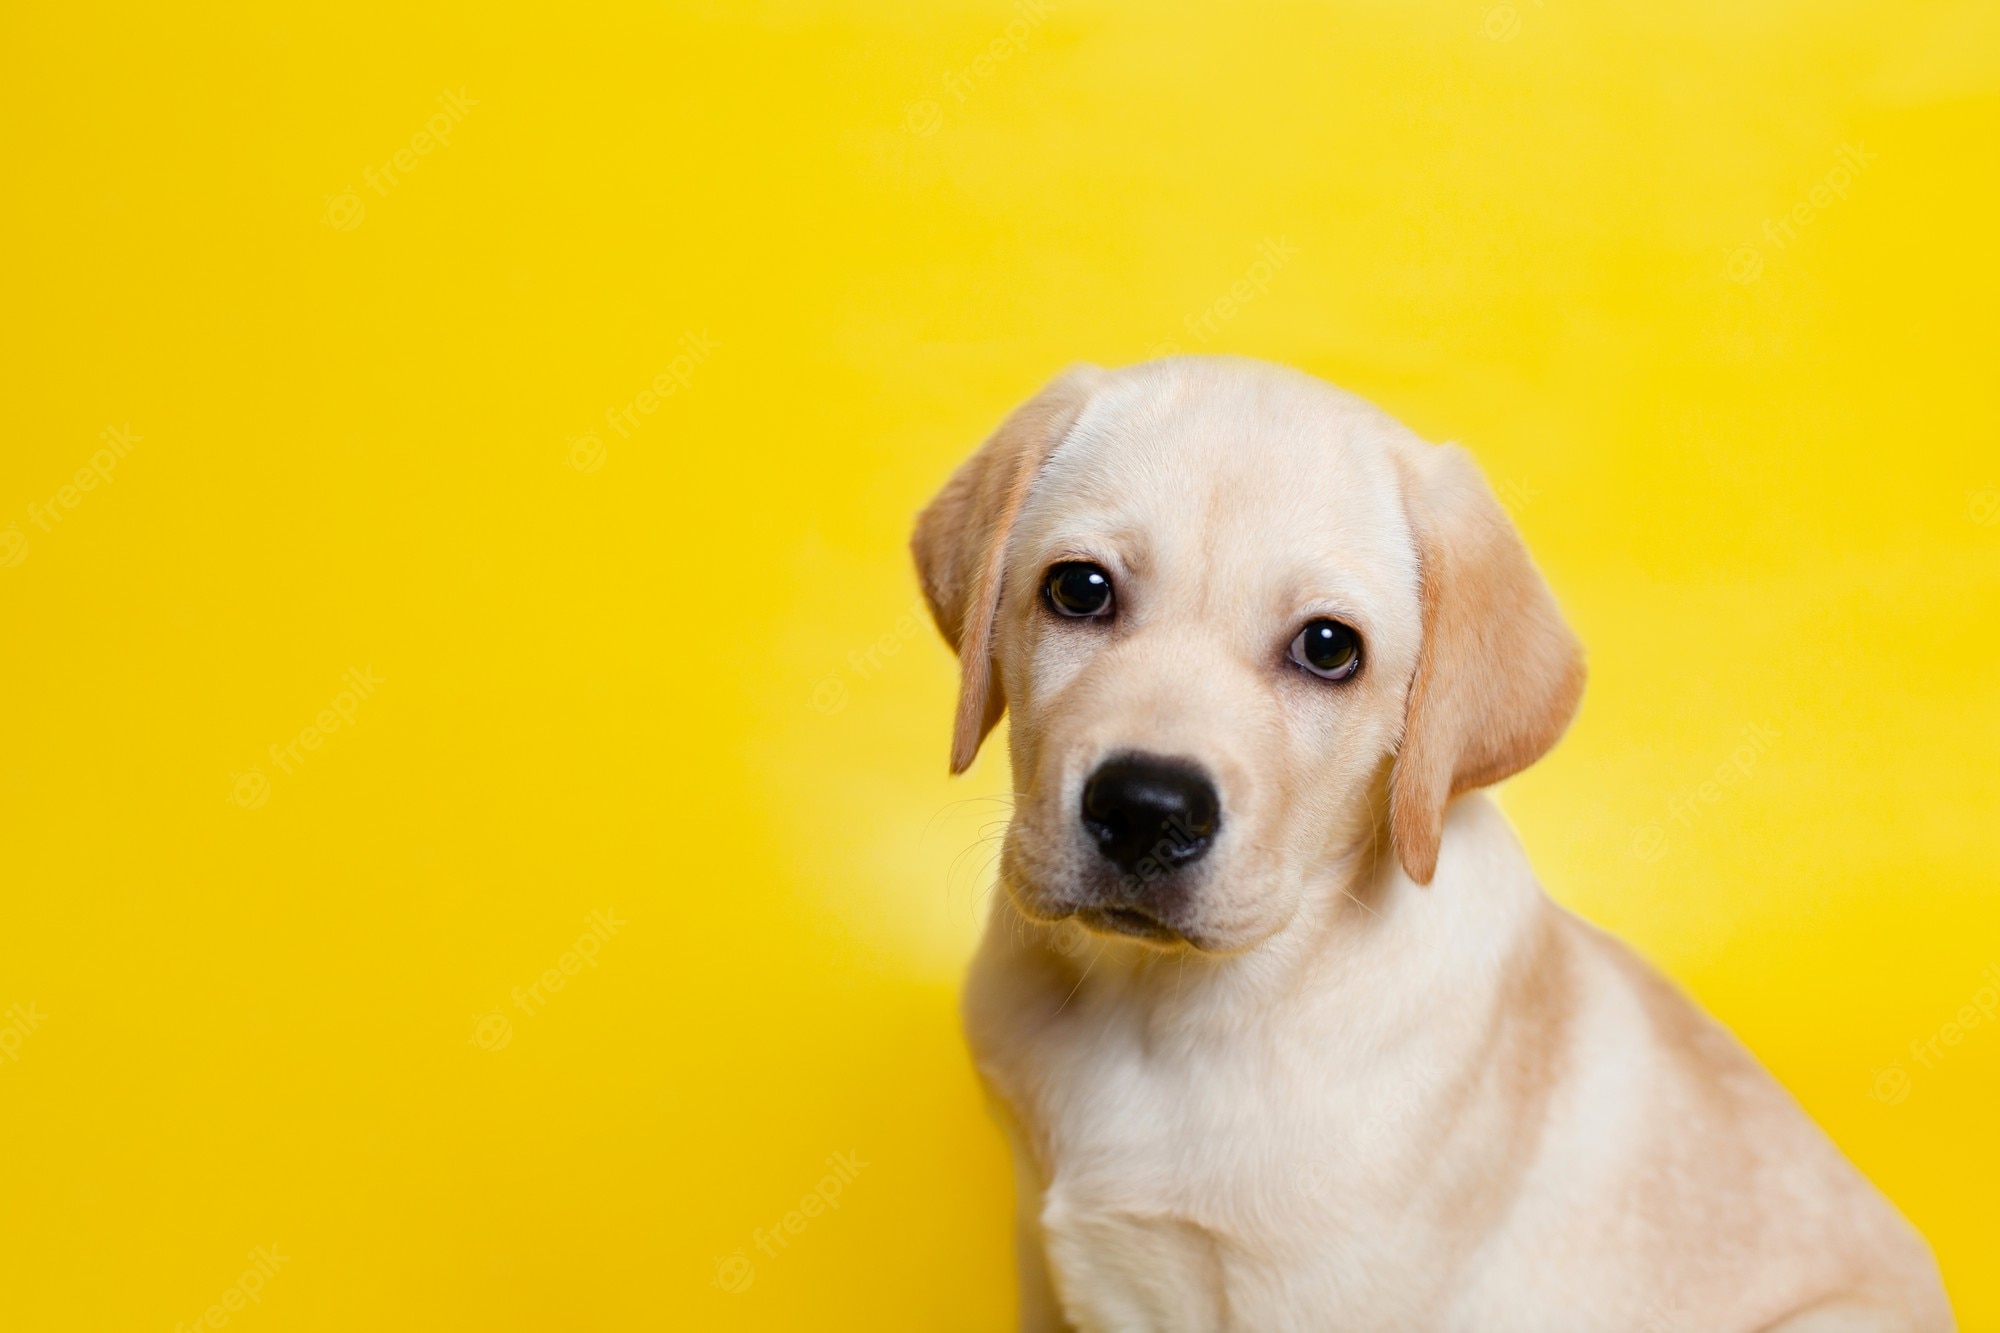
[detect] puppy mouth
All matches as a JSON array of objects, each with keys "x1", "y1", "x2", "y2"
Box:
[
  {"x1": 1078, "y1": 904, "x2": 1186, "y2": 944},
  {"x1": 1000, "y1": 844, "x2": 1196, "y2": 947}
]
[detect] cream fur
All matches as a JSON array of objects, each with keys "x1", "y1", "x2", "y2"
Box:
[{"x1": 913, "y1": 357, "x2": 1951, "y2": 1332}]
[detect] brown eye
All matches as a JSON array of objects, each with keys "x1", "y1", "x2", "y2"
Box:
[
  {"x1": 1288, "y1": 619, "x2": 1361, "y2": 680},
  {"x1": 1044, "y1": 562, "x2": 1114, "y2": 618}
]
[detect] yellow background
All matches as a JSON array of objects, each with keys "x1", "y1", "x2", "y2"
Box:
[{"x1": 3, "y1": 0, "x2": 1996, "y2": 1327}]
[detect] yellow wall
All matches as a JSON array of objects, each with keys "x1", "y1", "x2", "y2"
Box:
[{"x1": 3, "y1": 1, "x2": 1996, "y2": 1327}]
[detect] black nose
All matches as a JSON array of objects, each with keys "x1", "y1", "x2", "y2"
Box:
[{"x1": 1080, "y1": 755, "x2": 1220, "y2": 876}]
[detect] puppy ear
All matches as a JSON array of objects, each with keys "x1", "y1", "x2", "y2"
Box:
[
  {"x1": 911, "y1": 366, "x2": 1101, "y2": 774},
  {"x1": 1389, "y1": 444, "x2": 1585, "y2": 884}
]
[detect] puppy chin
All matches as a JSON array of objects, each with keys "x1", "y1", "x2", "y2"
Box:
[{"x1": 1000, "y1": 840, "x2": 1218, "y2": 953}]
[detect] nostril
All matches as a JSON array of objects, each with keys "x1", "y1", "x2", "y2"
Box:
[{"x1": 1079, "y1": 754, "x2": 1221, "y2": 875}]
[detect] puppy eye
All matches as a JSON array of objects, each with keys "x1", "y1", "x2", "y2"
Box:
[
  {"x1": 1044, "y1": 562, "x2": 1114, "y2": 618},
  {"x1": 1288, "y1": 619, "x2": 1362, "y2": 680}
]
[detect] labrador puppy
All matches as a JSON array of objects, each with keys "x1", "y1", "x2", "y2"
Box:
[{"x1": 911, "y1": 357, "x2": 1951, "y2": 1332}]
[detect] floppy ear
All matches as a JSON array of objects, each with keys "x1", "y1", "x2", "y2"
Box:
[
  {"x1": 1389, "y1": 444, "x2": 1585, "y2": 884},
  {"x1": 911, "y1": 366, "x2": 1101, "y2": 774}
]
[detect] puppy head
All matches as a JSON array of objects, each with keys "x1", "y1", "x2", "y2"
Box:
[{"x1": 913, "y1": 358, "x2": 1582, "y2": 952}]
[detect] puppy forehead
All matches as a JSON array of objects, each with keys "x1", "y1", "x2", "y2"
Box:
[{"x1": 1016, "y1": 361, "x2": 1415, "y2": 592}]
